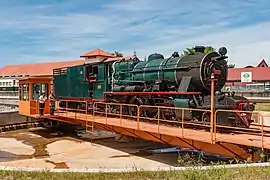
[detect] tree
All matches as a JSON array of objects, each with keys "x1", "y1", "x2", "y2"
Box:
[
  {"x1": 204, "y1": 46, "x2": 216, "y2": 54},
  {"x1": 182, "y1": 46, "x2": 236, "y2": 68},
  {"x1": 182, "y1": 47, "x2": 196, "y2": 56},
  {"x1": 227, "y1": 63, "x2": 235, "y2": 68},
  {"x1": 182, "y1": 46, "x2": 216, "y2": 56},
  {"x1": 111, "y1": 51, "x2": 123, "y2": 57}
]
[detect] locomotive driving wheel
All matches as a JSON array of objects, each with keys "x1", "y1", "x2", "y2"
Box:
[
  {"x1": 201, "y1": 111, "x2": 210, "y2": 125},
  {"x1": 105, "y1": 104, "x2": 120, "y2": 116},
  {"x1": 128, "y1": 96, "x2": 142, "y2": 117},
  {"x1": 160, "y1": 109, "x2": 177, "y2": 124},
  {"x1": 144, "y1": 108, "x2": 158, "y2": 119},
  {"x1": 128, "y1": 96, "x2": 157, "y2": 119}
]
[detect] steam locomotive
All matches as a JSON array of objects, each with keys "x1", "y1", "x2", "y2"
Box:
[{"x1": 53, "y1": 46, "x2": 255, "y2": 128}]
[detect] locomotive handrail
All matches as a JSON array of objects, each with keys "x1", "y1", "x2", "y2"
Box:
[{"x1": 131, "y1": 66, "x2": 199, "y2": 73}]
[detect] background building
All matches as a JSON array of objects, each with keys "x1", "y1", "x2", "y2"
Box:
[
  {"x1": 0, "y1": 49, "x2": 130, "y2": 98},
  {"x1": 225, "y1": 59, "x2": 270, "y2": 92},
  {"x1": 0, "y1": 59, "x2": 85, "y2": 97}
]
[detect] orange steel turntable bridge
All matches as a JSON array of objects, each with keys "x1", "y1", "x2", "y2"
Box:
[{"x1": 17, "y1": 76, "x2": 270, "y2": 162}]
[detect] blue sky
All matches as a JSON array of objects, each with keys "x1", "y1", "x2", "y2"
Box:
[{"x1": 0, "y1": 0, "x2": 270, "y2": 67}]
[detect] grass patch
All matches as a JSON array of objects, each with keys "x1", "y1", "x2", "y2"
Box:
[
  {"x1": 0, "y1": 166, "x2": 269, "y2": 180},
  {"x1": 0, "y1": 149, "x2": 267, "y2": 180}
]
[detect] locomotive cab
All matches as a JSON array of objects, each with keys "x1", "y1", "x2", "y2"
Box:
[
  {"x1": 85, "y1": 60, "x2": 117, "y2": 100},
  {"x1": 85, "y1": 64, "x2": 99, "y2": 98}
]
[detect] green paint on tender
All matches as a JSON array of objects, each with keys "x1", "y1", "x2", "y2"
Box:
[{"x1": 54, "y1": 65, "x2": 89, "y2": 98}]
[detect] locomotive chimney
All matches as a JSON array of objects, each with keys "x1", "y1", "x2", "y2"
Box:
[{"x1": 194, "y1": 46, "x2": 206, "y2": 53}]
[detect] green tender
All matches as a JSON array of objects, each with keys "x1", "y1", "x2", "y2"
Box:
[{"x1": 54, "y1": 65, "x2": 89, "y2": 98}]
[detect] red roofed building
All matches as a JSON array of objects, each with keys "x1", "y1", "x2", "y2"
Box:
[
  {"x1": 80, "y1": 49, "x2": 115, "y2": 58},
  {"x1": 80, "y1": 49, "x2": 115, "y2": 64},
  {"x1": 226, "y1": 59, "x2": 270, "y2": 92},
  {"x1": 0, "y1": 49, "x2": 133, "y2": 96},
  {"x1": 80, "y1": 48, "x2": 136, "y2": 64},
  {"x1": 0, "y1": 60, "x2": 84, "y2": 77},
  {"x1": 0, "y1": 49, "x2": 122, "y2": 78}
]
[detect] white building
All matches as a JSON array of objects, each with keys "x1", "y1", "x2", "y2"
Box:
[{"x1": 0, "y1": 78, "x2": 19, "y2": 89}]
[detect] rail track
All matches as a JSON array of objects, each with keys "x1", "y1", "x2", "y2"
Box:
[{"x1": 0, "y1": 120, "x2": 48, "y2": 132}]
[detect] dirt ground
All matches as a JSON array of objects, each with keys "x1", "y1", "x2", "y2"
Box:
[{"x1": 0, "y1": 127, "x2": 180, "y2": 169}]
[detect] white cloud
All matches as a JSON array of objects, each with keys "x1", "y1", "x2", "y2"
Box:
[
  {"x1": 126, "y1": 22, "x2": 270, "y2": 67},
  {"x1": 0, "y1": 0, "x2": 269, "y2": 68}
]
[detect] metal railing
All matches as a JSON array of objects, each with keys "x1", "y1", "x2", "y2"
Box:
[
  {"x1": 39, "y1": 99, "x2": 269, "y2": 150},
  {"x1": 137, "y1": 105, "x2": 211, "y2": 137},
  {"x1": 213, "y1": 109, "x2": 265, "y2": 150},
  {"x1": 55, "y1": 99, "x2": 89, "y2": 121},
  {"x1": 93, "y1": 102, "x2": 139, "y2": 126},
  {"x1": 29, "y1": 100, "x2": 39, "y2": 115}
]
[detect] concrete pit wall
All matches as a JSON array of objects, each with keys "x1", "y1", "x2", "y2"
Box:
[{"x1": 0, "y1": 111, "x2": 28, "y2": 125}]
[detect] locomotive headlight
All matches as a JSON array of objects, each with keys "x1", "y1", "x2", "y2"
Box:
[{"x1": 218, "y1": 47, "x2": 227, "y2": 56}]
